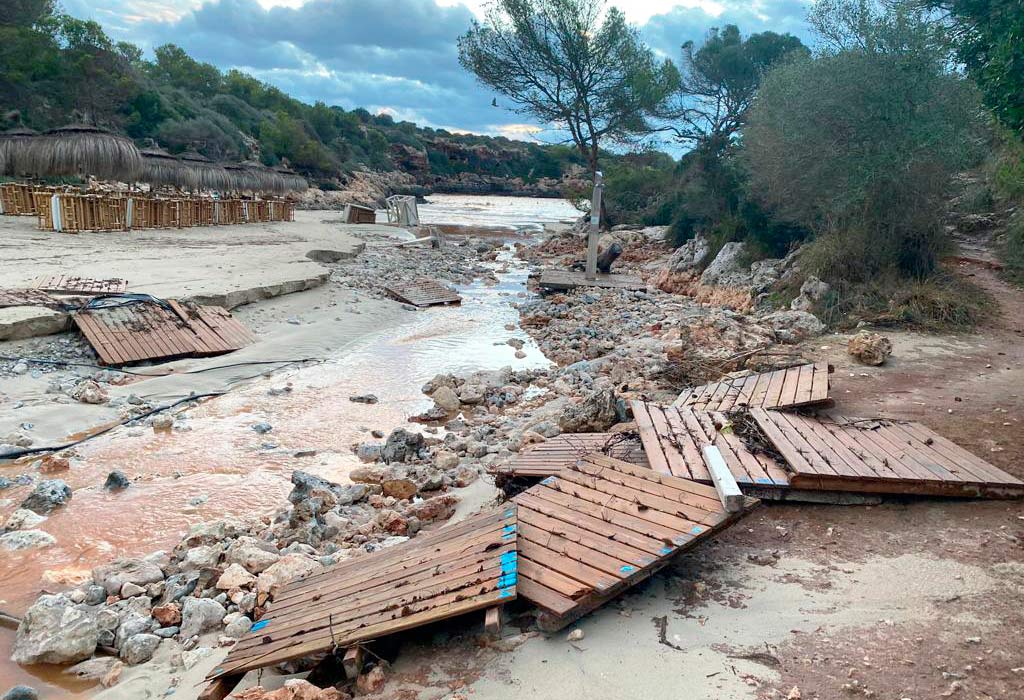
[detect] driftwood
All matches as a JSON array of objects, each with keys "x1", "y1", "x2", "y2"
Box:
[{"x1": 597, "y1": 242, "x2": 622, "y2": 273}]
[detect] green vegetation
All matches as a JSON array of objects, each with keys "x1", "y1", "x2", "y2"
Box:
[{"x1": 0, "y1": 0, "x2": 584, "y2": 184}]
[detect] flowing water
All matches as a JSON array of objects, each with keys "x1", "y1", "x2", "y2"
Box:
[{"x1": 0, "y1": 195, "x2": 579, "y2": 696}]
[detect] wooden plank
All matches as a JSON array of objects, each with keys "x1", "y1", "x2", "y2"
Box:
[
  {"x1": 32, "y1": 276, "x2": 128, "y2": 295},
  {"x1": 702, "y1": 446, "x2": 744, "y2": 513},
  {"x1": 0, "y1": 288, "x2": 56, "y2": 308},
  {"x1": 513, "y1": 456, "x2": 757, "y2": 623},
  {"x1": 490, "y1": 433, "x2": 647, "y2": 478},
  {"x1": 342, "y1": 647, "x2": 364, "y2": 679},
  {"x1": 384, "y1": 278, "x2": 461, "y2": 307},
  {"x1": 674, "y1": 363, "x2": 831, "y2": 412}
]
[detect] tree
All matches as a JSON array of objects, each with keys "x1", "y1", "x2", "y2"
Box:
[
  {"x1": 458, "y1": 0, "x2": 675, "y2": 177},
  {"x1": 925, "y1": 0, "x2": 1024, "y2": 135},
  {"x1": 744, "y1": 0, "x2": 982, "y2": 280},
  {"x1": 657, "y1": 24, "x2": 806, "y2": 152}
]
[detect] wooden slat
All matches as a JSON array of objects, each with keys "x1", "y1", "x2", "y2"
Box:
[
  {"x1": 752, "y1": 411, "x2": 1024, "y2": 498},
  {"x1": 674, "y1": 363, "x2": 832, "y2": 412},
  {"x1": 209, "y1": 507, "x2": 517, "y2": 680},
  {"x1": 512, "y1": 456, "x2": 756, "y2": 628},
  {"x1": 489, "y1": 433, "x2": 647, "y2": 479},
  {"x1": 0, "y1": 288, "x2": 56, "y2": 308},
  {"x1": 32, "y1": 276, "x2": 128, "y2": 295}
]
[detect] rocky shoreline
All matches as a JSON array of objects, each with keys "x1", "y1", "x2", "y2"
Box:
[{"x1": 2, "y1": 221, "x2": 832, "y2": 699}]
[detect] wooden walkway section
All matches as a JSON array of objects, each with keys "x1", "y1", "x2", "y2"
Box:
[
  {"x1": 32, "y1": 275, "x2": 128, "y2": 295},
  {"x1": 632, "y1": 402, "x2": 790, "y2": 488},
  {"x1": 74, "y1": 300, "x2": 254, "y2": 365},
  {"x1": 207, "y1": 507, "x2": 518, "y2": 682},
  {"x1": 672, "y1": 362, "x2": 832, "y2": 412},
  {"x1": 0, "y1": 288, "x2": 55, "y2": 308},
  {"x1": 512, "y1": 454, "x2": 755, "y2": 630},
  {"x1": 751, "y1": 409, "x2": 1024, "y2": 498},
  {"x1": 384, "y1": 279, "x2": 461, "y2": 307},
  {"x1": 489, "y1": 433, "x2": 647, "y2": 479},
  {"x1": 536, "y1": 269, "x2": 645, "y2": 292}
]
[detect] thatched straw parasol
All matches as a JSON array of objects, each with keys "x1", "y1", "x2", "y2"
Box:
[
  {"x1": 0, "y1": 127, "x2": 39, "y2": 176},
  {"x1": 274, "y1": 164, "x2": 309, "y2": 193},
  {"x1": 23, "y1": 124, "x2": 142, "y2": 180},
  {"x1": 178, "y1": 150, "x2": 232, "y2": 191},
  {"x1": 241, "y1": 160, "x2": 287, "y2": 194},
  {"x1": 140, "y1": 145, "x2": 195, "y2": 189},
  {"x1": 222, "y1": 161, "x2": 258, "y2": 192}
]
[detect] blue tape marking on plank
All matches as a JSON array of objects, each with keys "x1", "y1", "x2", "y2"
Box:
[
  {"x1": 500, "y1": 589, "x2": 515, "y2": 598},
  {"x1": 498, "y1": 573, "x2": 517, "y2": 588},
  {"x1": 541, "y1": 476, "x2": 556, "y2": 485},
  {"x1": 620, "y1": 565, "x2": 636, "y2": 574},
  {"x1": 503, "y1": 524, "x2": 516, "y2": 534},
  {"x1": 251, "y1": 620, "x2": 269, "y2": 632},
  {"x1": 505, "y1": 509, "x2": 514, "y2": 518},
  {"x1": 501, "y1": 551, "x2": 518, "y2": 562},
  {"x1": 660, "y1": 546, "x2": 674, "y2": 555},
  {"x1": 756, "y1": 477, "x2": 774, "y2": 484},
  {"x1": 691, "y1": 525, "x2": 704, "y2": 535},
  {"x1": 501, "y1": 559, "x2": 518, "y2": 574}
]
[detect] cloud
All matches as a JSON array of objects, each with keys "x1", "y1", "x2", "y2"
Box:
[{"x1": 60, "y1": 0, "x2": 814, "y2": 137}]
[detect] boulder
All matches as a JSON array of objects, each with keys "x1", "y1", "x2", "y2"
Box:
[
  {"x1": 93, "y1": 558, "x2": 165, "y2": 596},
  {"x1": 256, "y1": 554, "x2": 323, "y2": 597},
  {"x1": 380, "y1": 429, "x2": 424, "y2": 464},
  {"x1": 179, "y1": 545, "x2": 221, "y2": 572},
  {"x1": 431, "y1": 386, "x2": 461, "y2": 412},
  {"x1": 224, "y1": 537, "x2": 280, "y2": 574},
  {"x1": 119, "y1": 633, "x2": 160, "y2": 665},
  {"x1": 433, "y1": 450, "x2": 459, "y2": 470},
  {"x1": 3, "y1": 509, "x2": 46, "y2": 532},
  {"x1": 848, "y1": 331, "x2": 893, "y2": 366},
  {"x1": 558, "y1": 389, "x2": 617, "y2": 433},
  {"x1": 151, "y1": 603, "x2": 181, "y2": 627},
  {"x1": 1, "y1": 687, "x2": 38, "y2": 700},
  {"x1": 114, "y1": 613, "x2": 153, "y2": 650},
  {"x1": 70, "y1": 380, "x2": 107, "y2": 405},
  {"x1": 288, "y1": 471, "x2": 342, "y2": 507},
  {"x1": 104, "y1": 471, "x2": 131, "y2": 491},
  {"x1": 20, "y1": 480, "x2": 72, "y2": 514},
  {"x1": 63, "y1": 657, "x2": 123, "y2": 684},
  {"x1": 179, "y1": 597, "x2": 227, "y2": 639},
  {"x1": 0, "y1": 529, "x2": 54, "y2": 552},
  {"x1": 180, "y1": 518, "x2": 248, "y2": 548},
  {"x1": 667, "y1": 235, "x2": 710, "y2": 273},
  {"x1": 790, "y1": 275, "x2": 831, "y2": 312},
  {"x1": 699, "y1": 242, "x2": 749, "y2": 287},
  {"x1": 224, "y1": 615, "x2": 252, "y2": 639},
  {"x1": 381, "y1": 478, "x2": 417, "y2": 500},
  {"x1": 11, "y1": 595, "x2": 99, "y2": 665},
  {"x1": 216, "y1": 563, "x2": 257, "y2": 590},
  {"x1": 762, "y1": 310, "x2": 825, "y2": 344}
]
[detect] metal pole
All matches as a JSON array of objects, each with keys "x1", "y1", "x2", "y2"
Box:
[{"x1": 585, "y1": 171, "x2": 603, "y2": 280}]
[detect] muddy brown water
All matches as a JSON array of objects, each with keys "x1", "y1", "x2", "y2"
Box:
[{"x1": 0, "y1": 196, "x2": 577, "y2": 695}]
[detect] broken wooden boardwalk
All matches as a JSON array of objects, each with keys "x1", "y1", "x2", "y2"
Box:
[
  {"x1": 74, "y1": 299, "x2": 255, "y2": 365},
  {"x1": 384, "y1": 278, "x2": 461, "y2": 307},
  {"x1": 32, "y1": 275, "x2": 128, "y2": 295},
  {"x1": 672, "y1": 361, "x2": 832, "y2": 412},
  {"x1": 512, "y1": 454, "x2": 755, "y2": 630},
  {"x1": 489, "y1": 432, "x2": 648, "y2": 479},
  {"x1": 536, "y1": 269, "x2": 645, "y2": 292},
  {"x1": 0, "y1": 288, "x2": 56, "y2": 308},
  {"x1": 632, "y1": 402, "x2": 790, "y2": 489},
  {"x1": 751, "y1": 409, "x2": 1024, "y2": 498},
  {"x1": 207, "y1": 506, "x2": 517, "y2": 682}
]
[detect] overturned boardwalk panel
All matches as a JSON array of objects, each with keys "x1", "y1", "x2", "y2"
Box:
[
  {"x1": 489, "y1": 432, "x2": 648, "y2": 479},
  {"x1": 751, "y1": 409, "x2": 1024, "y2": 498},
  {"x1": 0, "y1": 288, "x2": 56, "y2": 309},
  {"x1": 385, "y1": 278, "x2": 461, "y2": 307},
  {"x1": 208, "y1": 506, "x2": 518, "y2": 681},
  {"x1": 32, "y1": 275, "x2": 128, "y2": 295},
  {"x1": 632, "y1": 401, "x2": 790, "y2": 489},
  {"x1": 536, "y1": 269, "x2": 645, "y2": 292},
  {"x1": 73, "y1": 299, "x2": 254, "y2": 365},
  {"x1": 513, "y1": 454, "x2": 755, "y2": 630},
  {"x1": 672, "y1": 361, "x2": 832, "y2": 412}
]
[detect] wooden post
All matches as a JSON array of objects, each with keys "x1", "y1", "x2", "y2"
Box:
[
  {"x1": 484, "y1": 606, "x2": 502, "y2": 638},
  {"x1": 585, "y1": 171, "x2": 603, "y2": 280},
  {"x1": 342, "y1": 646, "x2": 365, "y2": 679},
  {"x1": 198, "y1": 674, "x2": 243, "y2": 700},
  {"x1": 701, "y1": 445, "x2": 744, "y2": 513}
]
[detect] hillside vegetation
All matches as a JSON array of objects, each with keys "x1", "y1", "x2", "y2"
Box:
[{"x1": 0, "y1": 0, "x2": 585, "y2": 187}]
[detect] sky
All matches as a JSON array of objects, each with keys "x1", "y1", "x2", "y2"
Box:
[{"x1": 60, "y1": 0, "x2": 813, "y2": 140}]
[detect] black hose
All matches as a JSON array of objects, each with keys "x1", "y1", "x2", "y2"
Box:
[{"x1": 0, "y1": 355, "x2": 322, "y2": 377}]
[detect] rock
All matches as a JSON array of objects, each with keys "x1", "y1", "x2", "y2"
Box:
[
  {"x1": 217, "y1": 563, "x2": 257, "y2": 590},
  {"x1": 256, "y1": 554, "x2": 323, "y2": 597},
  {"x1": 224, "y1": 615, "x2": 252, "y2": 639},
  {"x1": 179, "y1": 544, "x2": 221, "y2": 571},
  {"x1": 355, "y1": 442, "x2": 382, "y2": 463},
  {"x1": 114, "y1": 613, "x2": 153, "y2": 650},
  {"x1": 431, "y1": 386, "x2": 461, "y2": 412},
  {"x1": 848, "y1": 331, "x2": 893, "y2": 366},
  {"x1": 762, "y1": 310, "x2": 825, "y2": 344},
  {"x1": 380, "y1": 428, "x2": 424, "y2": 464},
  {"x1": 93, "y1": 558, "x2": 165, "y2": 596},
  {"x1": 104, "y1": 470, "x2": 130, "y2": 491},
  {"x1": 3, "y1": 509, "x2": 46, "y2": 532},
  {"x1": 70, "y1": 380, "x2": 108, "y2": 405},
  {"x1": 119, "y1": 582, "x2": 146, "y2": 598},
  {"x1": 151, "y1": 603, "x2": 182, "y2": 627},
  {"x1": 234, "y1": 679, "x2": 351, "y2": 700},
  {"x1": 434, "y1": 450, "x2": 459, "y2": 470},
  {"x1": 119, "y1": 633, "x2": 160, "y2": 665},
  {"x1": 667, "y1": 235, "x2": 710, "y2": 273},
  {"x1": 567, "y1": 629, "x2": 585, "y2": 642},
  {"x1": 790, "y1": 275, "x2": 831, "y2": 311},
  {"x1": 306, "y1": 247, "x2": 363, "y2": 263},
  {"x1": 349, "y1": 466, "x2": 385, "y2": 484},
  {"x1": 179, "y1": 597, "x2": 227, "y2": 639},
  {"x1": 458, "y1": 384, "x2": 486, "y2": 405},
  {"x1": 224, "y1": 537, "x2": 281, "y2": 574},
  {"x1": 1, "y1": 686, "x2": 37, "y2": 700},
  {"x1": 251, "y1": 422, "x2": 273, "y2": 434},
  {"x1": 11, "y1": 594, "x2": 99, "y2": 665},
  {"x1": 151, "y1": 414, "x2": 174, "y2": 430},
  {"x1": 181, "y1": 646, "x2": 213, "y2": 670},
  {"x1": 356, "y1": 666, "x2": 386, "y2": 695},
  {"x1": 36, "y1": 455, "x2": 67, "y2": 473},
  {"x1": 288, "y1": 471, "x2": 342, "y2": 506},
  {"x1": 19, "y1": 479, "x2": 72, "y2": 514},
  {"x1": 381, "y1": 478, "x2": 417, "y2": 500},
  {"x1": 558, "y1": 389, "x2": 617, "y2": 432},
  {"x1": 64, "y1": 657, "x2": 123, "y2": 684},
  {"x1": 348, "y1": 394, "x2": 378, "y2": 404},
  {"x1": 453, "y1": 467, "x2": 478, "y2": 487},
  {"x1": 699, "y1": 242, "x2": 749, "y2": 287}
]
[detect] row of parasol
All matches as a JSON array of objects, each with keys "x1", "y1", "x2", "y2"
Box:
[{"x1": 0, "y1": 124, "x2": 308, "y2": 194}]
